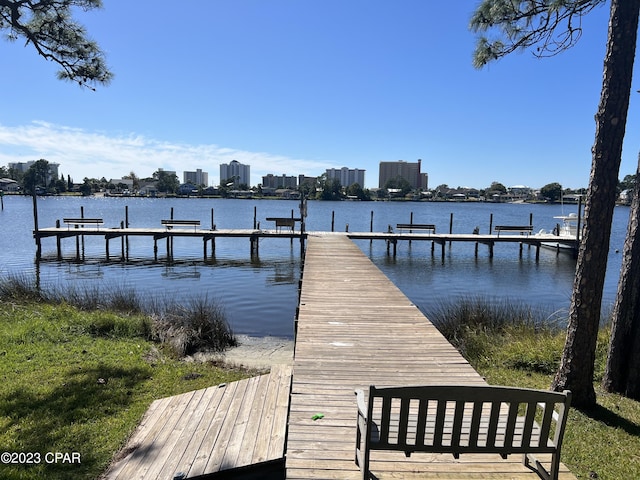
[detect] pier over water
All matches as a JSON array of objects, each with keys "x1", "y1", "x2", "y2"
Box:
[
  {"x1": 104, "y1": 234, "x2": 577, "y2": 479},
  {"x1": 286, "y1": 234, "x2": 576, "y2": 479}
]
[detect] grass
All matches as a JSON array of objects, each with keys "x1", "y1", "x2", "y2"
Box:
[
  {"x1": 427, "y1": 297, "x2": 640, "y2": 480},
  {"x1": 3, "y1": 275, "x2": 638, "y2": 479},
  {"x1": 0, "y1": 277, "x2": 248, "y2": 480}
]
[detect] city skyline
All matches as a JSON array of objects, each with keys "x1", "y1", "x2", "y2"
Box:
[
  {"x1": 1, "y1": 2, "x2": 637, "y2": 190},
  {"x1": 3, "y1": 158, "x2": 601, "y2": 192}
]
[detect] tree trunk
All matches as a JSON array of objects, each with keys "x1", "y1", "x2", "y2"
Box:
[
  {"x1": 603, "y1": 155, "x2": 640, "y2": 399},
  {"x1": 551, "y1": 0, "x2": 640, "y2": 408}
]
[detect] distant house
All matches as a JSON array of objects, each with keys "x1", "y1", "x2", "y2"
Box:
[
  {"x1": 138, "y1": 181, "x2": 158, "y2": 197},
  {"x1": 178, "y1": 183, "x2": 197, "y2": 195},
  {"x1": 109, "y1": 178, "x2": 134, "y2": 194},
  {"x1": 0, "y1": 178, "x2": 19, "y2": 192},
  {"x1": 276, "y1": 189, "x2": 300, "y2": 200}
]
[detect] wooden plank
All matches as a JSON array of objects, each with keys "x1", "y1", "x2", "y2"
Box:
[
  {"x1": 285, "y1": 235, "x2": 576, "y2": 480},
  {"x1": 104, "y1": 366, "x2": 292, "y2": 479}
]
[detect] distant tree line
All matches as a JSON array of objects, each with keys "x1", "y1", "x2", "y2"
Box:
[{"x1": 2, "y1": 161, "x2": 635, "y2": 202}]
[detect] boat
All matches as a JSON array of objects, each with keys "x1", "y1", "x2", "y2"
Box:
[{"x1": 536, "y1": 212, "x2": 581, "y2": 253}]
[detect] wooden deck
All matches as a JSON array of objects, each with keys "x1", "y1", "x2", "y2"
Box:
[
  {"x1": 285, "y1": 234, "x2": 576, "y2": 479},
  {"x1": 103, "y1": 364, "x2": 292, "y2": 480},
  {"x1": 34, "y1": 224, "x2": 578, "y2": 262},
  {"x1": 101, "y1": 234, "x2": 577, "y2": 479}
]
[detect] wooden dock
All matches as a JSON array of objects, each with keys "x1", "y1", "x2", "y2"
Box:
[
  {"x1": 103, "y1": 364, "x2": 292, "y2": 480},
  {"x1": 33, "y1": 224, "x2": 577, "y2": 262},
  {"x1": 346, "y1": 231, "x2": 578, "y2": 259},
  {"x1": 285, "y1": 234, "x2": 576, "y2": 479},
  {"x1": 34, "y1": 226, "x2": 305, "y2": 261},
  {"x1": 101, "y1": 234, "x2": 577, "y2": 479}
]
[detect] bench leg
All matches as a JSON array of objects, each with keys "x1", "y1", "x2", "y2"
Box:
[{"x1": 523, "y1": 452, "x2": 555, "y2": 480}]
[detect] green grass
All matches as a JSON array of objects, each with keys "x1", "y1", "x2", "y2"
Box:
[
  {"x1": 428, "y1": 298, "x2": 640, "y2": 480},
  {"x1": 0, "y1": 301, "x2": 251, "y2": 480}
]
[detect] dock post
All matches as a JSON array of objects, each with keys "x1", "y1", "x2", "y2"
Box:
[
  {"x1": 409, "y1": 212, "x2": 413, "y2": 246},
  {"x1": 449, "y1": 213, "x2": 454, "y2": 248},
  {"x1": 32, "y1": 190, "x2": 42, "y2": 259},
  {"x1": 125, "y1": 206, "x2": 130, "y2": 260},
  {"x1": 370, "y1": 211, "x2": 374, "y2": 246},
  {"x1": 106, "y1": 237, "x2": 110, "y2": 261},
  {"x1": 331, "y1": 211, "x2": 335, "y2": 232},
  {"x1": 56, "y1": 235, "x2": 62, "y2": 260},
  {"x1": 154, "y1": 238, "x2": 158, "y2": 261},
  {"x1": 120, "y1": 221, "x2": 125, "y2": 260},
  {"x1": 203, "y1": 237, "x2": 207, "y2": 261},
  {"x1": 489, "y1": 213, "x2": 493, "y2": 235},
  {"x1": 80, "y1": 206, "x2": 86, "y2": 259},
  {"x1": 211, "y1": 208, "x2": 215, "y2": 230},
  {"x1": 254, "y1": 206, "x2": 257, "y2": 230}
]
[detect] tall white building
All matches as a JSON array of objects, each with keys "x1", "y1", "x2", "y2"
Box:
[
  {"x1": 9, "y1": 160, "x2": 60, "y2": 184},
  {"x1": 184, "y1": 169, "x2": 208, "y2": 186},
  {"x1": 325, "y1": 167, "x2": 365, "y2": 187},
  {"x1": 220, "y1": 160, "x2": 250, "y2": 187}
]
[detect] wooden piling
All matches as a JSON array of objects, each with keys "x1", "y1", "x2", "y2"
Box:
[{"x1": 125, "y1": 206, "x2": 130, "y2": 260}]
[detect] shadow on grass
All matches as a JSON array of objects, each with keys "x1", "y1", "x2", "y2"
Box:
[
  {"x1": 0, "y1": 364, "x2": 152, "y2": 480},
  {"x1": 580, "y1": 403, "x2": 640, "y2": 437}
]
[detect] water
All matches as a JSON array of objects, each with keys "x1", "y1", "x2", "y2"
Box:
[{"x1": 0, "y1": 195, "x2": 629, "y2": 338}]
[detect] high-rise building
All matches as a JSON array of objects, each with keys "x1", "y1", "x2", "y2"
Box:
[
  {"x1": 220, "y1": 160, "x2": 250, "y2": 187},
  {"x1": 325, "y1": 167, "x2": 365, "y2": 187},
  {"x1": 9, "y1": 160, "x2": 60, "y2": 184},
  {"x1": 183, "y1": 169, "x2": 208, "y2": 186},
  {"x1": 262, "y1": 174, "x2": 297, "y2": 189},
  {"x1": 378, "y1": 159, "x2": 426, "y2": 190}
]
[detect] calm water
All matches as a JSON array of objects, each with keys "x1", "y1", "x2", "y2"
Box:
[{"x1": 0, "y1": 195, "x2": 629, "y2": 338}]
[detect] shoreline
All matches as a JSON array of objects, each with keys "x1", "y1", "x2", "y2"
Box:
[{"x1": 190, "y1": 335, "x2": 294, "y2": 371}]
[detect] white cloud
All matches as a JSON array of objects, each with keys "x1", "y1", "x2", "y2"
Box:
[{"x1": 0, "y1": 121, "x2": 328, "y2": 186}]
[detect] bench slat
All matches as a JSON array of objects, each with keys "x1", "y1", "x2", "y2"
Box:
[
  {"x1": 63, "y1": 218, "x2": 103, "y2": 223},
  {"x1": 494, "y1": 225, "x2": 533, "y2": 237},
  {"x1": 160, "y1": 219, "x2": 200, "y2": 230},
  {"x1": 396, "y1": 223, "x2": 436, "y2": 232},
  {"x1": 355, "y1": 385, "x2": 571, "y2": 480}
]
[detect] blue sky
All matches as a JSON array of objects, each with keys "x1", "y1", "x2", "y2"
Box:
[{"x1": 0, "y1": 0, "x2": 637, "y2": 189}]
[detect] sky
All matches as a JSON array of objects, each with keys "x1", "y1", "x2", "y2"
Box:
[{"x1": 0, "y1": 0, "x2": 638, "y2": 190}]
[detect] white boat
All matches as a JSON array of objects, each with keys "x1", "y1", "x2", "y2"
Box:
[{"x1": 536, "y1": 213, "x2": 581, "y2": 253}]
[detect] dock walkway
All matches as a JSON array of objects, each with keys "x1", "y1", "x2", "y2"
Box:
[
  {"x1": 285, "y1": 234, "x2": 575, "y2": 479},
  {"x1": 103, "y1": 364, "x2": 292, "y2": 480},
  {"x1": 102, "y1": 234, "x2": 576, "y2": 479}
]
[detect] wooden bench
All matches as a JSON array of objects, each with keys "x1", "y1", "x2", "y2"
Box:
[
  {"x1": 355, "y1": 384, "x2": 571, "y2": 480},
  {"x1": 396, "y1": 223, "x2": 436, "y2": 233},
  {"x1": 266, "y1": 217, "x2": 301, "y2": 232},
  {"x1": 63, "y1": 218, "x2": 104, "y2": 230},
  {"x1": 495, "y1": 225, "x2": 533, "y2": 237},
  {"x1": 160, "y1": 219, "x2": 200, "y2": 230}
]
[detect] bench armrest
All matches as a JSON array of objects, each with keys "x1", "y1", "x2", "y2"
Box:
[{"x1": 355, "y1": 389, "x2": 367, "y2": 417}]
